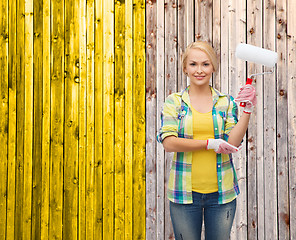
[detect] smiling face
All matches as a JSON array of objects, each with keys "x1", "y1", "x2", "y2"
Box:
[{"x1": 184, "y1": 48, "x2": 214, "y2": 87}]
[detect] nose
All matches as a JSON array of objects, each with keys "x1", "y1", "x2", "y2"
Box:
[{"x1": 196, "y1": 65, "x2": 203, "y2": 73}]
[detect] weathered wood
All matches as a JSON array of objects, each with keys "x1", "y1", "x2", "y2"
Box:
[
  {"x1": 195, "y1": 0, "x2": 212, "y2": 43},
  {"x1": 177, "y1": 0, "x2": 187, "y2": 91},
  {"x1": 220, "y1": 0, "x2": 229, "y2": 94},
  {"x1": 114, "y1": 0, "x2": 125, "y2": 238},
  {"x1": 15, "y1": 0, "x2": 25, "y2": 238},
  {"x1": 246, "y1": 1, "x2": 263, "y2": 239},
  {"x1": 146, "y1": 0, "x2": 157, "y2": 239},
  {"x1": 50, "y1": 0, "x2": 64, "y2": 238},
  {"x1": 24, "y1": 0, "x2": 33, "y2": 238},
  {"x1": 287, "y1": 0, "x2": 296, "y2": 238},
  {"x1": 78, "y1": 0, "x2": 86, "y2": 237},
  {"x1": 133, "y1": 0, "x2": 146, "y2": 239},
  {"x1": 0, "y1": 0, "x2": 8, "y2": 238},
  {"x1": 63, "y1": 0, "x2": 79, "y2": 238},
  {"x1": 212, "y1": 0, "x2": 221, "y2": 90},
  {"x1": 263, "y1": 0, "x2": 278, "y2": 239},
  {"x1": 102, "y1": 0, "x2": 114, "y2": 238},
  {"x1": 229, "y1": 1, "x2": 248, "y2": 239},
  {"x1": 41, "y1": 0, "x2": 51, "y2": 238},
  {"x1": 276, "y1": 0, "x2": 290, "y2": 239},
  {"x1": 7, "y1": 0, "x2": 16, "y2": 238},
  {"x1": 32, "y1": 0, "x2": 43, "y2": 238},
  {"x1": 165, "y1": 1, "x2": 177, "y2": 239},
  {"x1": 94, "y1": 0, "x2": 103, "y2": 239},
  {"x1": 156, "y1": 1, "x2": 165, "y2": 239},
  {"x1": 125, "y1": 0, "x2": 133, "y2": 239},
  {"x1": 86, "y1": 0, "x2": 95, "y2": 238}
]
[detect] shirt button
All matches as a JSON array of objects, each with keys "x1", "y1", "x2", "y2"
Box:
[
  {"x1": 218, "y1": 165, "x2": 220, "y2": 167},
  {"x1": 215, "y1": 128, "x2": 218, "y2": 130},
  {"x1": 219, "y1": 180, "x2": 222, "y2": 182}
]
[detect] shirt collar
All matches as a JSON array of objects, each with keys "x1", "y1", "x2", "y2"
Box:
[{"x1": 181, "y1": 85, "x2": 226, "y2": 106}]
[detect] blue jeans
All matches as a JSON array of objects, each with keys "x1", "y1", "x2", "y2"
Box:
[{"x1": 170, "y1": 192, "x2": 236, "y2": 240}]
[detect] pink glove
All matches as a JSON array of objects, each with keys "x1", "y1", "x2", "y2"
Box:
[
  {"x1": 235, "y1": 84, "x2": 257, "y2": 114},
  {"x1": 207, "y1": 139, "x2": 240, "y2": 154}
]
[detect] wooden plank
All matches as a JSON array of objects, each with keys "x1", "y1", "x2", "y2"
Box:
[
  {"x1": 146, "y1": 0, "x2": 157, "y2": 238},
  {"x1": 114, "y1": 1, "x2": 125, "y2": 238},
  {"x1": 164, "y1": 1, "x2": 177, "y2": 239},
  {"x1": 228, "y1": 1, "x2": 247, "y2": 239},
  {"x1": 220, "y1": 0, "x2": 229, "y2": 93},
  {"x1": 177, "y1": 0, "x2": 187, "y2": 91},
  {"x1": 15, "y1": 0, "x2": 25, "y2": 237},
  {"x1": 287, "y1": 0, "x2": 296, "y2": 238},
  {"x1": 133, "y1": 0, "x2": 146, "y2": 239},
  {"x1": 32, "y1": 0, "x2": 43, "y2": 238},
  {"x1": 7, "y1": 0, "x2": 16, "y2": 238},
  {"x1": 263, "y1": 1, "x2": 278, "y2": 239},
  {"x1": 194, "y1": 0, "x2": 212, "y2": 42},
  {"x1": 50, "y1": 0, "x2": 64, "y2": 237},
  {"x1": 246, "y1": 0, "x2": 263, "y2": 239},
  {"x1": 41, "y1": 0, "x2": 51, "y2": 238},
  {"x1": 125, "y1": 0, "x2": 133, "y2": 238},
  {"x1": 78, "y1": 0, "x2": 87, "y2": 237},
  {"x1": 156, "y1": 1, "x2": 165, "y2": 239},
  {"x1": 86, "y1": 0, "x2": 95, "y2": 238},
  {"x1": 276, "y1": 1, "x2": 290, "y2": 239},
  {"x1": 94, "y1": 0, "x2": 103, "y2": 238},
  {"x1": 102, "y1": 0, "x2": 114, "y2": 238},
  {"x1": 63, "y1": 0, "x2": 79, "y2": 238},
  {"x1": 23, "y1": 0, "x2": 34, "y2": 238},
  {"x1": 0, "y1": 0, "x2": 8, "y2": 237},
  {"x1": 212, "y1": 0, "x2": 221, "y2": 90}
]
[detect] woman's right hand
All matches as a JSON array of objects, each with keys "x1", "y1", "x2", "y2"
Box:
[{"x1": 206, "y1": 139, "x2": 240, "y2": 154}]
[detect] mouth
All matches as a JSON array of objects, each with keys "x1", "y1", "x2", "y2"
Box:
[{"x1": 194, "y1": 75, "x2": 206, "y2": 80}]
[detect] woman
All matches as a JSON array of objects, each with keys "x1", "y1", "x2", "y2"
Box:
[{"x1": 157, "y1": 41, "x2": 256, "y2": 240}]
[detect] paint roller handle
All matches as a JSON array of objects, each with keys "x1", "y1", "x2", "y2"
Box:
[{"x1": 239, "y1": 78, "x2": 253, "y2": 107}]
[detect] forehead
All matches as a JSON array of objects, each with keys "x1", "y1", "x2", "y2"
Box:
[{"x1": 187, "y1": 48, "x2": 210, "y2": 62}]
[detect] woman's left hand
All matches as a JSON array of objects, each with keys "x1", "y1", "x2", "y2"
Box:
[{"x1": 235, "y1": 84, "x2": 257, "y2": 114}]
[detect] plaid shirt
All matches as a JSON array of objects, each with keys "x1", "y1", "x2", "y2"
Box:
[{"x1": 157, "y1": 86, "x2": 240, "y2": 204}]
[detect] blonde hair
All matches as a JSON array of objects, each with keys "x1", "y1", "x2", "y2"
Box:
[{"x1": 182, "y1": 41, "x2": 218, "y2": 73}]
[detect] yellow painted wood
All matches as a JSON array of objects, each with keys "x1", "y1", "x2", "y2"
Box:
[
  {"x1": 50, "y1": 0, "x2": 64, "y2": 238},
  {"x1": 133, "y1": 0, "x2": 146, "y2": 239},
  {"x1": 78, "y1": 0, "x2": 87, "y2": 237},
  {"x1": 125, "y1": 0, "x2": 133, "y2": 239},
  {"x1": 86, "y1": 0, "x2": 95, "y2": 238},
  {"x1": 0, "y1": 0, "x2": 8, "y2": 238},
  {"x1": 24, "y1": 0, "x2": 34, "y2": 238},
  {"x1": 64, "y1": 0, "x2": 79, "y2": 238},
  {"x1": 41, "y1": 0, "x2": 50, "y2": 239},
  {"x1": 7, "y1": 1, "x2": 16, "y2": 238},
  {"x1": 94, "y1": 0, "x2": 103, "y2": 239},
  {"x1": 102, "y1": 0, "x2": 114, "y2": 239},
  {"x1": 32, "y1": 0, "x2": 43, "y2": 238},
  {"x1": 114, "y1": 0, "x2": 125, "y2": 239},
  {"x1": 15, "y1": 0, "x2": 25, "y2": 238},
  {"x1": 86, "y1": 0, "x2": 94, "y2": 239}
]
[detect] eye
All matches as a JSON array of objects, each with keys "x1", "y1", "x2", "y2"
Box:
[
  {"x1": 204, "y1": 63, "x2": 210, "y2": 66},
  {"x1": 190, "y1": 63, "x2": 196, "y2": 66}
]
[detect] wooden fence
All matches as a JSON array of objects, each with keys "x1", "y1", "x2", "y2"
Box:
[
  {"x1": 0, "y1": 0, "x2": 145, "y2": 239},
  {"x1": 1, "y1": 0, "x2": 296, "y2": 239},
  {"x1": 146, "y1": 0, "x2": 296, "y2": 240}
]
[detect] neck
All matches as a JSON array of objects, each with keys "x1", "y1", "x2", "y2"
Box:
[{"x1": 189, "y1": 84, "x2": 211, "y2": 97}]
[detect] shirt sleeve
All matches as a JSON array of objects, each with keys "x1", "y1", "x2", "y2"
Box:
[
  {"x1": 157, "y1": 94, "x2": 179, "y2": 143},
  {"x1": 224, "y1": 95, "x2": 239, "y2": 141}
]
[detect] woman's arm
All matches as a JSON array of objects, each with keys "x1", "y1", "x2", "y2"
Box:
[
  {"x1": 227, "y1": 112, "x2": 251, "y2": 147},
  {"x1": 162, "y1": 136, "x2": 207, "y2": 152}
]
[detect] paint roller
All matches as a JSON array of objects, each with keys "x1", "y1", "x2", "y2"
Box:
[{"x1": 235, "y1": 43, "x2": 278, "y2": 107}]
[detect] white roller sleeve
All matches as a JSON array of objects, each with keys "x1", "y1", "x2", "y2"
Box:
[{"x1": 235, "y1": 43, "x2": 278, "y2": 67}]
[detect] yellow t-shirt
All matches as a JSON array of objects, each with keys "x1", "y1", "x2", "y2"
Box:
[{"x1": 191, "y1": 107, "x2": 218, "y2": 193}]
